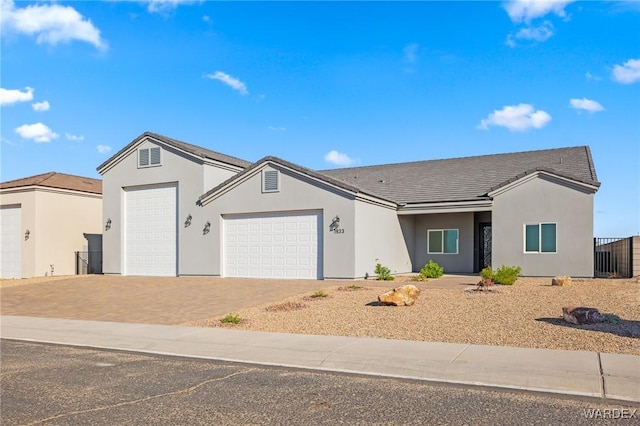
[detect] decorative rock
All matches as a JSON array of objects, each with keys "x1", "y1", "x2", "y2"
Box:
[
  {"x1": 562, "y1": 306, "x2": 605, "y2": 325},
  {"x1": 378, "y1": 285, "x2": 421, "y2": 306},
  {"x1": 552, "y1": 276, "x2": 572, "y2": 286}
]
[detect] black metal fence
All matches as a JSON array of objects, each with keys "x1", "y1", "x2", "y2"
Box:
[
  {"x1": 594, "y1": 237, "x2": 633, "y2": 278},
  {"x1": 75, "y1": 251, "x2": 103, "y2": 275}
]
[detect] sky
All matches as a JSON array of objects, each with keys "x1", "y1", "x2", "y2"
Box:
[{"x1": 1, "y1": 0, "x2": 639, "y2": 236}]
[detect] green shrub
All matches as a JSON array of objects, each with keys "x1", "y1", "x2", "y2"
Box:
[
  {"x1": 374, "y1": 263, "x2": 395, "y2": 281},
  {"x1": 419, "y1": 260, "x2": 444, "y2": 279},
  {"x1": 479, "y1": 266, "x2": 494, "y2": 280},
  {"x1": 493, "y1": 265, "x2": 521, "y2": 285},
  {"x1": 221, "y1": 314, "x2": 241, "y2": 324},
  {"x1": 310, "y1": 289, "x2": 328, "y2": 298}
]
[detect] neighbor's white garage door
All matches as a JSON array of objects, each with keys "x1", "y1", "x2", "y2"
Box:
[
  {"x1": 124, "y1": 184, "x2": 177, "y2": 276},
  {"x1": 224, "y1": 211, "x2": 322, "y2": 279},
  {"x1": 0, "y1": 206, "x2": 22, "y2": 279}
]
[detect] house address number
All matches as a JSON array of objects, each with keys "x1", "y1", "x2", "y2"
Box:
[{"x1": 329, "y1": 215, "x2": 345, "y2": 234}]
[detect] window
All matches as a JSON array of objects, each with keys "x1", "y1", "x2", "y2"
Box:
[
  {"x1": 139, "y1": 147, "x2": 161, "y2": 168},
  {"x1": 427, "y1": 229, "x2": 458, "y2": 254},
  {"x1": 262, "y1": 170, "x2": 279, "y2": 192},
  {"x1": 524, "y1": 223, "x2": 556, "y2": 253}
]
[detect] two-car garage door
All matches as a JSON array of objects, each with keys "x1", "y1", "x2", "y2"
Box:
[
  {"x1": 224, "y1": 211, "x2": 322, "y2": 279},
  {"x1": 0, "y1": 206, "x2": 22, "y2": 279}
]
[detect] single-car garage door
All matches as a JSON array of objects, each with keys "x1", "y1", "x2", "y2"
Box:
[
  {"x1": 224, "y1": 211, "x2": 322, "y2": 279},
  {"x1": 124, "y1": 183, "x2": 177, "y2": 276},
  {"x1": 0, "y1": 206, "x2": 22, "y2": 279}
]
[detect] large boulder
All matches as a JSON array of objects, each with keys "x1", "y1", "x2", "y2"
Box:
[
  {"x1": 562, "y1": 306, "x2": 605, "y2": 325},
  {"x1": 378, "y1": 285, "x2": 421, "y2": 306},
  {"x1": 552, "y1": 276, "x2": 572, "y2": 286}
]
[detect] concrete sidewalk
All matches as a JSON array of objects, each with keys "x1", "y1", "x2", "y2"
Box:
[{"x1": 1, "y1": 315, "x2": 638, "y2": 404}]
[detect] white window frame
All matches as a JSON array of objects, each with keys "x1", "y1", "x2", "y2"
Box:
[
  {"x1": 427, "y1": 228, "x2": 459, "y2": 254},
  {"x1": 138, "y1": 146, "x2": 162, "y2": 169},
  {"x1": 262, "y1": 169, "x2": 280, "y2": 193},
  {"x1": 523, "y1": 222, "x2": 557, "y2": 254}
]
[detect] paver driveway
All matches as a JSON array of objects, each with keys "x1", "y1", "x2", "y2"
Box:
[{"x1": 0, "y1": 275, "x2": 352, "y2": 325}]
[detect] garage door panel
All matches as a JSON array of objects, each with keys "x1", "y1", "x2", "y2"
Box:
[
  {"x1": 125, "y1": 184, "x2": 177, "y2": 276},
  {"x1": 0, "y1": 206, "x2": 22, "y2": 279},
  {"x1": 224, "y1": 211, "x2": 322, "y2": 279}
]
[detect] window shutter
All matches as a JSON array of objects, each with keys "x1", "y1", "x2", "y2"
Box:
[
  {"x1": 139, "y1": 148, "x2": 150, "y2": 167},
  {"x1": 150, "y1": 147, "x2": 161, "y2": 165},
  {"x1": 263, "y1": 170, "x2": 279, "y2": 192}
]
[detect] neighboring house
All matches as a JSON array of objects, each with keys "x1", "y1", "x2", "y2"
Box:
[
  {"x1": 99, "y1": 132, "x2": 600, "y2": 279},
  {"x1": 0, "y1": 172, "x2": 102, "y2": 278}
]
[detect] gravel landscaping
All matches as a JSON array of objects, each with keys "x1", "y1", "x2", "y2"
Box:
[{"x1": 189, "y1": 277, "x2": 640, "y2": 355}]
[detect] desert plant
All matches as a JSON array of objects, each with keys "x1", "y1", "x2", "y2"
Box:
[
  {"x1": 493, "y1": 265, "x2": 522, "y2": 285},
  {"x1": 419, "y1": 260, "x2": 444, "y2": 279},
  {"x1": 220, "y1": 313, "x2": 241, "y2": 324},
  {"x1": 374, "y1": 263, "x2": 395, "y2": 281},
  {"x1": 480, "y1": 266, "x2": 494, "y2": 280},
  {"x1": 310, "y1": 289, "x2": 328, "y2": 298},
  {"x1": 346, "y1": 284, "x2": 362, "y2": 290}
]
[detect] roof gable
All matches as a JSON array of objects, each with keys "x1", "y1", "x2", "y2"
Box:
[
  {"x1": 320, "y1": 146, "x2": 599, "y2": 204},
  {"x1": 97, "y1": 132, "x2": 251, "y2": 174},
  {"x1": 0, "y1": 172, "x2": 102, "y2": 194}
]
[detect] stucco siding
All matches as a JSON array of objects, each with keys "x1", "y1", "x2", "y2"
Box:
[
  {"x1": 200, "y1": 164, "x2": 357, "y2": 279},
  {"x1": 102, "y1": 140, "x2": 211, "y2": 275},
  {"x1": 354, "y1": 201, "x2": 412, "y2": 278},
  {"x1": 413, "y1": 212, "x2": 475, "y2": 273},
  {"x1": 492, "y1": 175, "x2": 594, "y2": 277}
]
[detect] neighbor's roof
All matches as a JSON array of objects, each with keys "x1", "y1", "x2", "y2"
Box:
[
  {"x1": 97, "y1": 132, "x2": 251, "y2": 173},
  {"x1": 320, "y1": 146, "x2": 599, "y2": 205},
  {"x1": 0, "y1": 172, "x2": 102, "y2": 195}
]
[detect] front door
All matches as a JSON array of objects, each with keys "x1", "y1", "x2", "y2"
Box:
[{"x1": 479, "y1": 223, "x2": 492, "y2": 270}]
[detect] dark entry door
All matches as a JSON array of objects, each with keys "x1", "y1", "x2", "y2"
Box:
[{"x1": 479, "y1": 223, "x2": 492, "y2": 269}]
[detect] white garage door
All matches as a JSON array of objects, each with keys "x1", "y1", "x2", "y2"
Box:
[
  {"x1": 224, "y1": 211, "x2": 322, "y2": 279},
  {"x1": 124, "y1": 184, "x2": 177, "y2": 276},
  {"x1": 0, "y1": 206, "x2": 22, "y2": 279}
]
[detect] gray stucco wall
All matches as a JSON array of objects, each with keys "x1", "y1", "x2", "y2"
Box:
[
  {"x1": 200, "y1": 164, "x2": 358, "y2": 279},
  {"x1": 354, "y1": 201, "x2": 412, "y2": 278},
  {"x1": 491, "y1": 175, "x2": 595, "y2": 277},
  {"x1": 101, "y1": 139, "x2": 238, "y2": 275},
  {"x1": 413, "y1": 212, "x2": 475, "y2": 273}
]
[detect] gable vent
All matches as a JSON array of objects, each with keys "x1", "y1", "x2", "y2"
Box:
[
  {"x1": 139, "y1": 147, "x2": 161, "y2": 168},
  {"x1": 263, "y1": 170, "x2": 279, "y2": 192}
]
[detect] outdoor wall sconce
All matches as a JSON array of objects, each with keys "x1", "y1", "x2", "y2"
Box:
[
  {"x1": 184, "y1": 214, "x2": 192, "y2": 228},
  {"x1": 24, "y1": 229, "x2": 30, "y2": 241},
  {"x1": 105, "y1": 218, "x2": 112, "y2": 231},
  {"x1": 203, "y1": 221, "x2": 211, "y2": 235}
]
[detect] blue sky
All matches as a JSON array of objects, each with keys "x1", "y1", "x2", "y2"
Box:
[{"x1": 1, "y1": 0, "x2": 638, "y2": 236}]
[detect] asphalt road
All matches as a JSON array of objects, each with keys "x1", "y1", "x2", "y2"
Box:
[{"x1": 1, "y1": 340, "x2": 638, "y2": 426}]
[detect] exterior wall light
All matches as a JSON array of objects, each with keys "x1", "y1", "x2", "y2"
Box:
[
  {"x1": 24, "y1": 229, "x2": 30, "y2": 241},
  {"x1": 203, "y1": 221, "x2": 211, "y2": 235},
  {"x1": 185, "y1": 214, "x2": 192, "y2": 228},
  {"x1": 105, "y1": 218, "x2": 112, "y2": 231}
]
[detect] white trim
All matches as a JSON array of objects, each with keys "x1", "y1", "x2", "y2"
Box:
[
  {"x1": 398, "y1": 200, "x2": 492, "y2": 215},
  {"x1": 427, "y1": 228, "x2": 459, "y2": 254},
  {"x1": 523, "y1": 222, "x2": 557, "y2": 254}
]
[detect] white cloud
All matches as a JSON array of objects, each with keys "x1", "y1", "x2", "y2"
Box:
[
  {"x1": 569, "y1": 98, "x2": 604, "y2": 113},
  {"x1": 478, "y1": 104, "x2": 551, "y2": 132},
  {"x1": 585, "y1": 72, "x2": 601, "y2": 82},
  {"x1": 14, "y1": 122, "x2": 59, "y2": 143},
  {"x1": 32, "y1": 100, "x2": 50, "y2": 111},
  {"x1": 206, "y1": 71, "x2": 248, "y2": 95},
  {"x1": 66, "y1": 132, "x2": 84, "y2": 141},
  {"x1": 503, "y1": 0, "x2": 576, "y2": 24},
  {"x1": 1, "y1": 0, "x2": 106, "y2": 50},
  {"x1": 0, "y1": 86, "x2": 34, "y2": 106},
  {"x1": 403, "y1": 43, "x2": 419, "y2": 63},
  {"x1": 514, "y1": 21, "x2": 554, "y2": 42},
  {"x1": 96, "y1": 144, "x2": 112, "y2": 154},
  {"x1": 611, "y1": 58, "x2": 640, "y2": 84},
  {"x1": 324, "y1": 150, "x2": 356, "y2": 167},
  {"x1": 268, "y1": 126, "x2": 287, "y2": 132},
  {"x1": 145, "y1": 0, "x2": 201, "y2": 13}
]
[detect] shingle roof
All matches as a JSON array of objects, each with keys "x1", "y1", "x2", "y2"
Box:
[
  {"x1": 0, "y1": 172, "x2": 102, "y2": 194},
  {"x1": 320, "y1": 146, "x2": 599, "y2": 205},
  {"x1": 97, "y1": 132, "x2": 251, "y2": 173}
]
